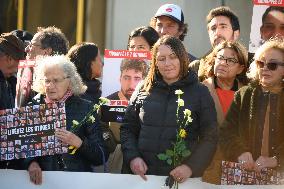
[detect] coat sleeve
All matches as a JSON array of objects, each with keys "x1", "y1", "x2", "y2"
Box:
[
  {"x1": 76, "y1": 114, "x2": 109, "y2": 166},
  {"x1": 219, "y1": 89, "x2": 250, "y2": 162},
  {"x1": 185, "y1": 85, "x2": 218, "y2": 177},
  {"x1": 120, "y1": 88, "x2": 142, "y2": 166}
]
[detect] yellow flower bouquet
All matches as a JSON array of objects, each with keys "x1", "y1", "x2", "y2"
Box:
[{"x1": 157, "y1": 89, "x2": 192, "y2": 189}]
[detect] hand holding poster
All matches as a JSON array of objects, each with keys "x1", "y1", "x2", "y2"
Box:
[{"x1": 0, "y1": 102, "x2": 68, "y2": 161}]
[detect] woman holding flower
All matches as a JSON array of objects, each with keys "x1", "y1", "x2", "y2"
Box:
[
  {"x1": 220, "y1": 38, "x2": 284, "y2": 175},
  {"x1": 121, "y1": 35, "x2": 218, "y2": 183},
  {"x1": 26, "y1": 55, "x2": 108, "y2": 185}
]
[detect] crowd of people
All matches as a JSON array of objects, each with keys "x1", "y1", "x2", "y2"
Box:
[{"x1": 0, "y1": 3, "x2": 283, "y2": 186}]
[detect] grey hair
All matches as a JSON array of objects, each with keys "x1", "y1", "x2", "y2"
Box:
[
  {"x1": 247, "y1": 37, "x2": 284, "y2": 82},
  {"x1": 33, "y1": 55, "x2": 87, "y2": 95}
]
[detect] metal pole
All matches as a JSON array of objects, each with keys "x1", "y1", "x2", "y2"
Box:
[
  {"x1": 17, "y1": 0, "x2": 24, "y2": 29},
  {"x1": 76, "y1": 0, "x2": 85, "y2": 43}
]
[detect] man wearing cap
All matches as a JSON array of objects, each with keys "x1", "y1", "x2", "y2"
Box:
[
  {"x1": 189, "y1": 6, "x2": 240, "y2": 80},
  {"x1": 150, "y1": 3, "x2": 196, "y2": 62},
  {"x1": 0, "y1": 32, "x2": 25, "y2": 169}
]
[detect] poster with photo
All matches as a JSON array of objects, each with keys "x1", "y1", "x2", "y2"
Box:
[
  {"x1": 15, "y1": 60, "x2": 36, "y2": 108},
  {"x1": 0, "y1": 103, "x2": 68, "y2": 161},
  {"x1": 101, "y1": 50, "x2": 151, "y2": 122},
  {"x1": 221, "y1": 161, "x2": 282, "y2": 185},
  {"x1": 249, "y1": 1, "x2": 284, "y2": 53}
]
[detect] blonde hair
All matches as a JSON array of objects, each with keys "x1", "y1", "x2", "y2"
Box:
[
  {"x1": 247, "y1": 37, "x2": 284, "y2": 82},
  {"x1": 33, "y1": 55, "x2": 87, "y2": 95}
]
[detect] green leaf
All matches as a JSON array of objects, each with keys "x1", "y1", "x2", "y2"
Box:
[
  {"x1": 166, "y1": 149, "x2": 174, "y2": 156},
  {"x1": 166, "y1": 158, "x2": 172, "y2": 165},
  {"x1": 157, "y1": 153, "x2": 168, "y2": 160},
  {"x1": 182, "y1": 150, "x2": 191, "y2": 157}
]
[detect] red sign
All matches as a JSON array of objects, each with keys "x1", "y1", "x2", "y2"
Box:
[
  {"x1": 104, "y1": 50, "x2": 151, "y2": 59},
  {"x1": 253, "y1": 0, "x2": 284, "y2": 7}
]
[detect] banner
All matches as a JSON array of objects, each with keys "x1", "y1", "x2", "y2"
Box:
[
  {"x1": 253, "y1": 0, "x2": 284, "y2": 7},
  {"x1": 0, "y1": 103, "x2": 68, "y2": 161},
  {"x1": 221, "y1": 161, "x2": 282, "y2": 185}
]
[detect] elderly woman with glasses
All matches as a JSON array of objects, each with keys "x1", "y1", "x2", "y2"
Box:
[
  {"x1": 220, "y1": 38, "x2": 284, "y2": 175},
  {"x1": 27, "y1": 55, "x2": 108, "y2": 185}
]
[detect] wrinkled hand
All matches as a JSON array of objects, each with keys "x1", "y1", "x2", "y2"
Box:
[
  {"x1": 238, "y1": 152, "x2": 255, "y2": 170},
  {"x1": 130, "y1": 157, "x2": 148, "y2": 181},
  {"x1": 170, "y1": 164, "x2": 192, "y2": 183},
  {"x1": 55, "y1": 128, "x2": 82, "y2": 148},
  {"x1": 255, "y1": 156, "x2": 277, "y2": 172},
  {"x1": 28, "y1": 161, "x2": 42, "y2": 185}
]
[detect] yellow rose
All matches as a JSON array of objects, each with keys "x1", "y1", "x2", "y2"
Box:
[{"x1": 179, "y1": 129, "x2": 187, "y2": 138}]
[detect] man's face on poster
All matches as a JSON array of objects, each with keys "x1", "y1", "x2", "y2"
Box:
[
  {"x1": 207, "y1": 16, "x2": 239, "y2": 47},
  {"x1": 260, "y1": 10, "x2": 284, "y2": 41},
  {"x1": 120, "y1": 69, "x2": 143, "y2": 100}
]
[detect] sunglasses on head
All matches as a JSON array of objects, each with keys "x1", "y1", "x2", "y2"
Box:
[{"x1": 255, "y1": 60, "x2": 284, "y2": 71}]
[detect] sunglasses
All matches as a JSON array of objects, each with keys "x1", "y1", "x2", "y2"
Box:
[{"x1": 255, "y1": 60, "x2": 284, "y2": 71}]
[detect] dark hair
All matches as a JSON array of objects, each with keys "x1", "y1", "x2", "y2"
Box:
[
  {"x1": 149, "y1": 17, "x2": 188, "y2": 41},
  {"x1": 262, "y1": 6, "x2": 284, "y2": 24},
  {"x1": 206, "y1": 6, "x2": 240, "y2": 31},
  {"x1": 37, "y1": 26, "x2": 69, "y2": 55},
  {"x1": 120, "y1": 59, "x2": 148, "y2": 78},
  {"x1": 10, "y1": 30, "x2": 33, "y2": 45},
  {"x1": 127, "y1": 26, "x2": 159, "y2": 50},
  {"x1": 67, "y1": 42, "x2": 99, "y2": 81},
  {"x1": 143, "y1": 35, "x2": 189, "y2": 91}
]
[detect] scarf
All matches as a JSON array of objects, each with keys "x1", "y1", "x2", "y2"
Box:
[{"x1": 45, "y1": 89, "x2": 73, "y2": 104}]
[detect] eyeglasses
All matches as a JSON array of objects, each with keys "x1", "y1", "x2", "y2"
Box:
[
  {"x1": 42, "y1": 77, "x2": 70, "y2": 85},
  {"x1": 216, "y1": 55, "x2": 239, "y2": 66},
  {"x1": 255, "y1": 60, "x2": 284, "y2": 71}
]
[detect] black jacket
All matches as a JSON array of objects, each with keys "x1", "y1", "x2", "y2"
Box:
[
  {"x1": 27, "y1": 95, "x2": 108, "y2": 171},
  {"x1": 80, "y1": 79, "x2": 102, "y2": 104},
  {"x1": 121, "y1": 70, "x2": 218, "y2": 177}
]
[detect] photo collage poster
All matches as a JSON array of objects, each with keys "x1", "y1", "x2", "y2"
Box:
[
  {"x1": 221, "y1": 161, "x2": 282, "y2": 185},
  {"x1": 249, "y1": 0, "x2": 284, "y2": 53},
  {"x1": 15, "y1": 59, "x2": 36, "y2": 108},
  {"x1": 0, "y1": 102, "x2": 68, "y2": 161},
  {"x1": 101, "y1": 50, "x2": 151, "y2": 122}
]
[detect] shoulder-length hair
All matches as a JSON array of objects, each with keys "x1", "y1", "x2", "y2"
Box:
[
  {"x1": 247, "y1": 37, "x2": 284, "y2": 82},
  {"x1": 201, "y1": 40, "x2": 248, "y2": 84},
  {"x1": 67, "y1": 42, "x2": 99, "y2": 81},
  {"x1": 33, "y1": 55, "x2": 87, "y2": 96},
  {"x1": 143, "y1": 35, "x2": 189, "y2": 92}
]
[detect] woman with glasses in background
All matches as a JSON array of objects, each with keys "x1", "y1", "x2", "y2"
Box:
[
  {"x1": 201, "y1": 41, "x2": 248, "y2": 184},
  {"x1": 220, "y1": 38, "x2": 284, "y2": 176}
]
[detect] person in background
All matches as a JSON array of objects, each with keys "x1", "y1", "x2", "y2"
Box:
[
  {"x1": 16, "y1": 26, "x2": 69, "y2": 107},
  {"x1": 127, "y1": 26, "x2": 159, "y2": 51},
  {"x1": 121, "y1": 35, "x2": 217, "y2": 182},
  {"x1": 220, "y1": 37, "x2": 284, "y2": 177},
  {"x1": 201, "y1": 41, "x2": 248, "y2": 184},
  {"x1": 67, "y1": 42, "x2": 103, "y2": 104},
  {"x1": 189, "y1": 6, "x2": 240, "y2": 80},
  {"x1": 0, "y1": 32, "x2": 25, "y2": 169},
  {"x1": 27, "y1": 55, "x2": 108, "y2": 185},
  {"x1": 150, "y1": 3, "x2": 197, "y2": 62}
]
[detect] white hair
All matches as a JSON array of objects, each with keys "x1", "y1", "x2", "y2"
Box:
[{"x1": 33, "y1": 55, "x2": 87, "y2": 95}]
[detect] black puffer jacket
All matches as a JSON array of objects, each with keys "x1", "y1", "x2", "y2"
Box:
[
  {"x1": 80, "y1": 79, "x2": 101, "y2": 104},
  {"x1": 121, "y1": 70, "x2": 218, "y2": 177},
  {"x1": 27, "y1": 95, "x2": 108, "y2": 171}
]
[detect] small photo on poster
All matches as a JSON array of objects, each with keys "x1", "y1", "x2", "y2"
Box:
[{"x1": 249, "y1": 3, "x2": 284, "y2": 53}]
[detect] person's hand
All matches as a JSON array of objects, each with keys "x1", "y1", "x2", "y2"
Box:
[
  {"x1": 255, "y1": 156, "x2": 278, "y2": 172},
  {"x1": 130, "y1": 157, "x2": 148, "y2": 181},
  {"x1": 238, "y1": 152, "x2": 255, "y2": 170},
  {"x1": 55, "y1": 128, "x2": 82, "y2": 148},
  {"x1": 28, "y1": 161, "x2": 42, "y2": 185},
  {"x1": 170, "y1": 164, "x2": 192, "y2": 183}
]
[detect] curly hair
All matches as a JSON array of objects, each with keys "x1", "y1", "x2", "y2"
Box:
[
  {"x1": 33, "y1": 55, "x2": 87, "y2": 96},
  {"x1": 37, "y1": 26, "x2": 69, "y2": 55},
  {"x1": 67, "y1": 42, "x2": 99, "y2": 81},
  {"x1": 247, "y1": 37, "x2": 284, "y2": 83},
  {"x1": 143, "y1": 35, "x2": 189, "y2": 92}
]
